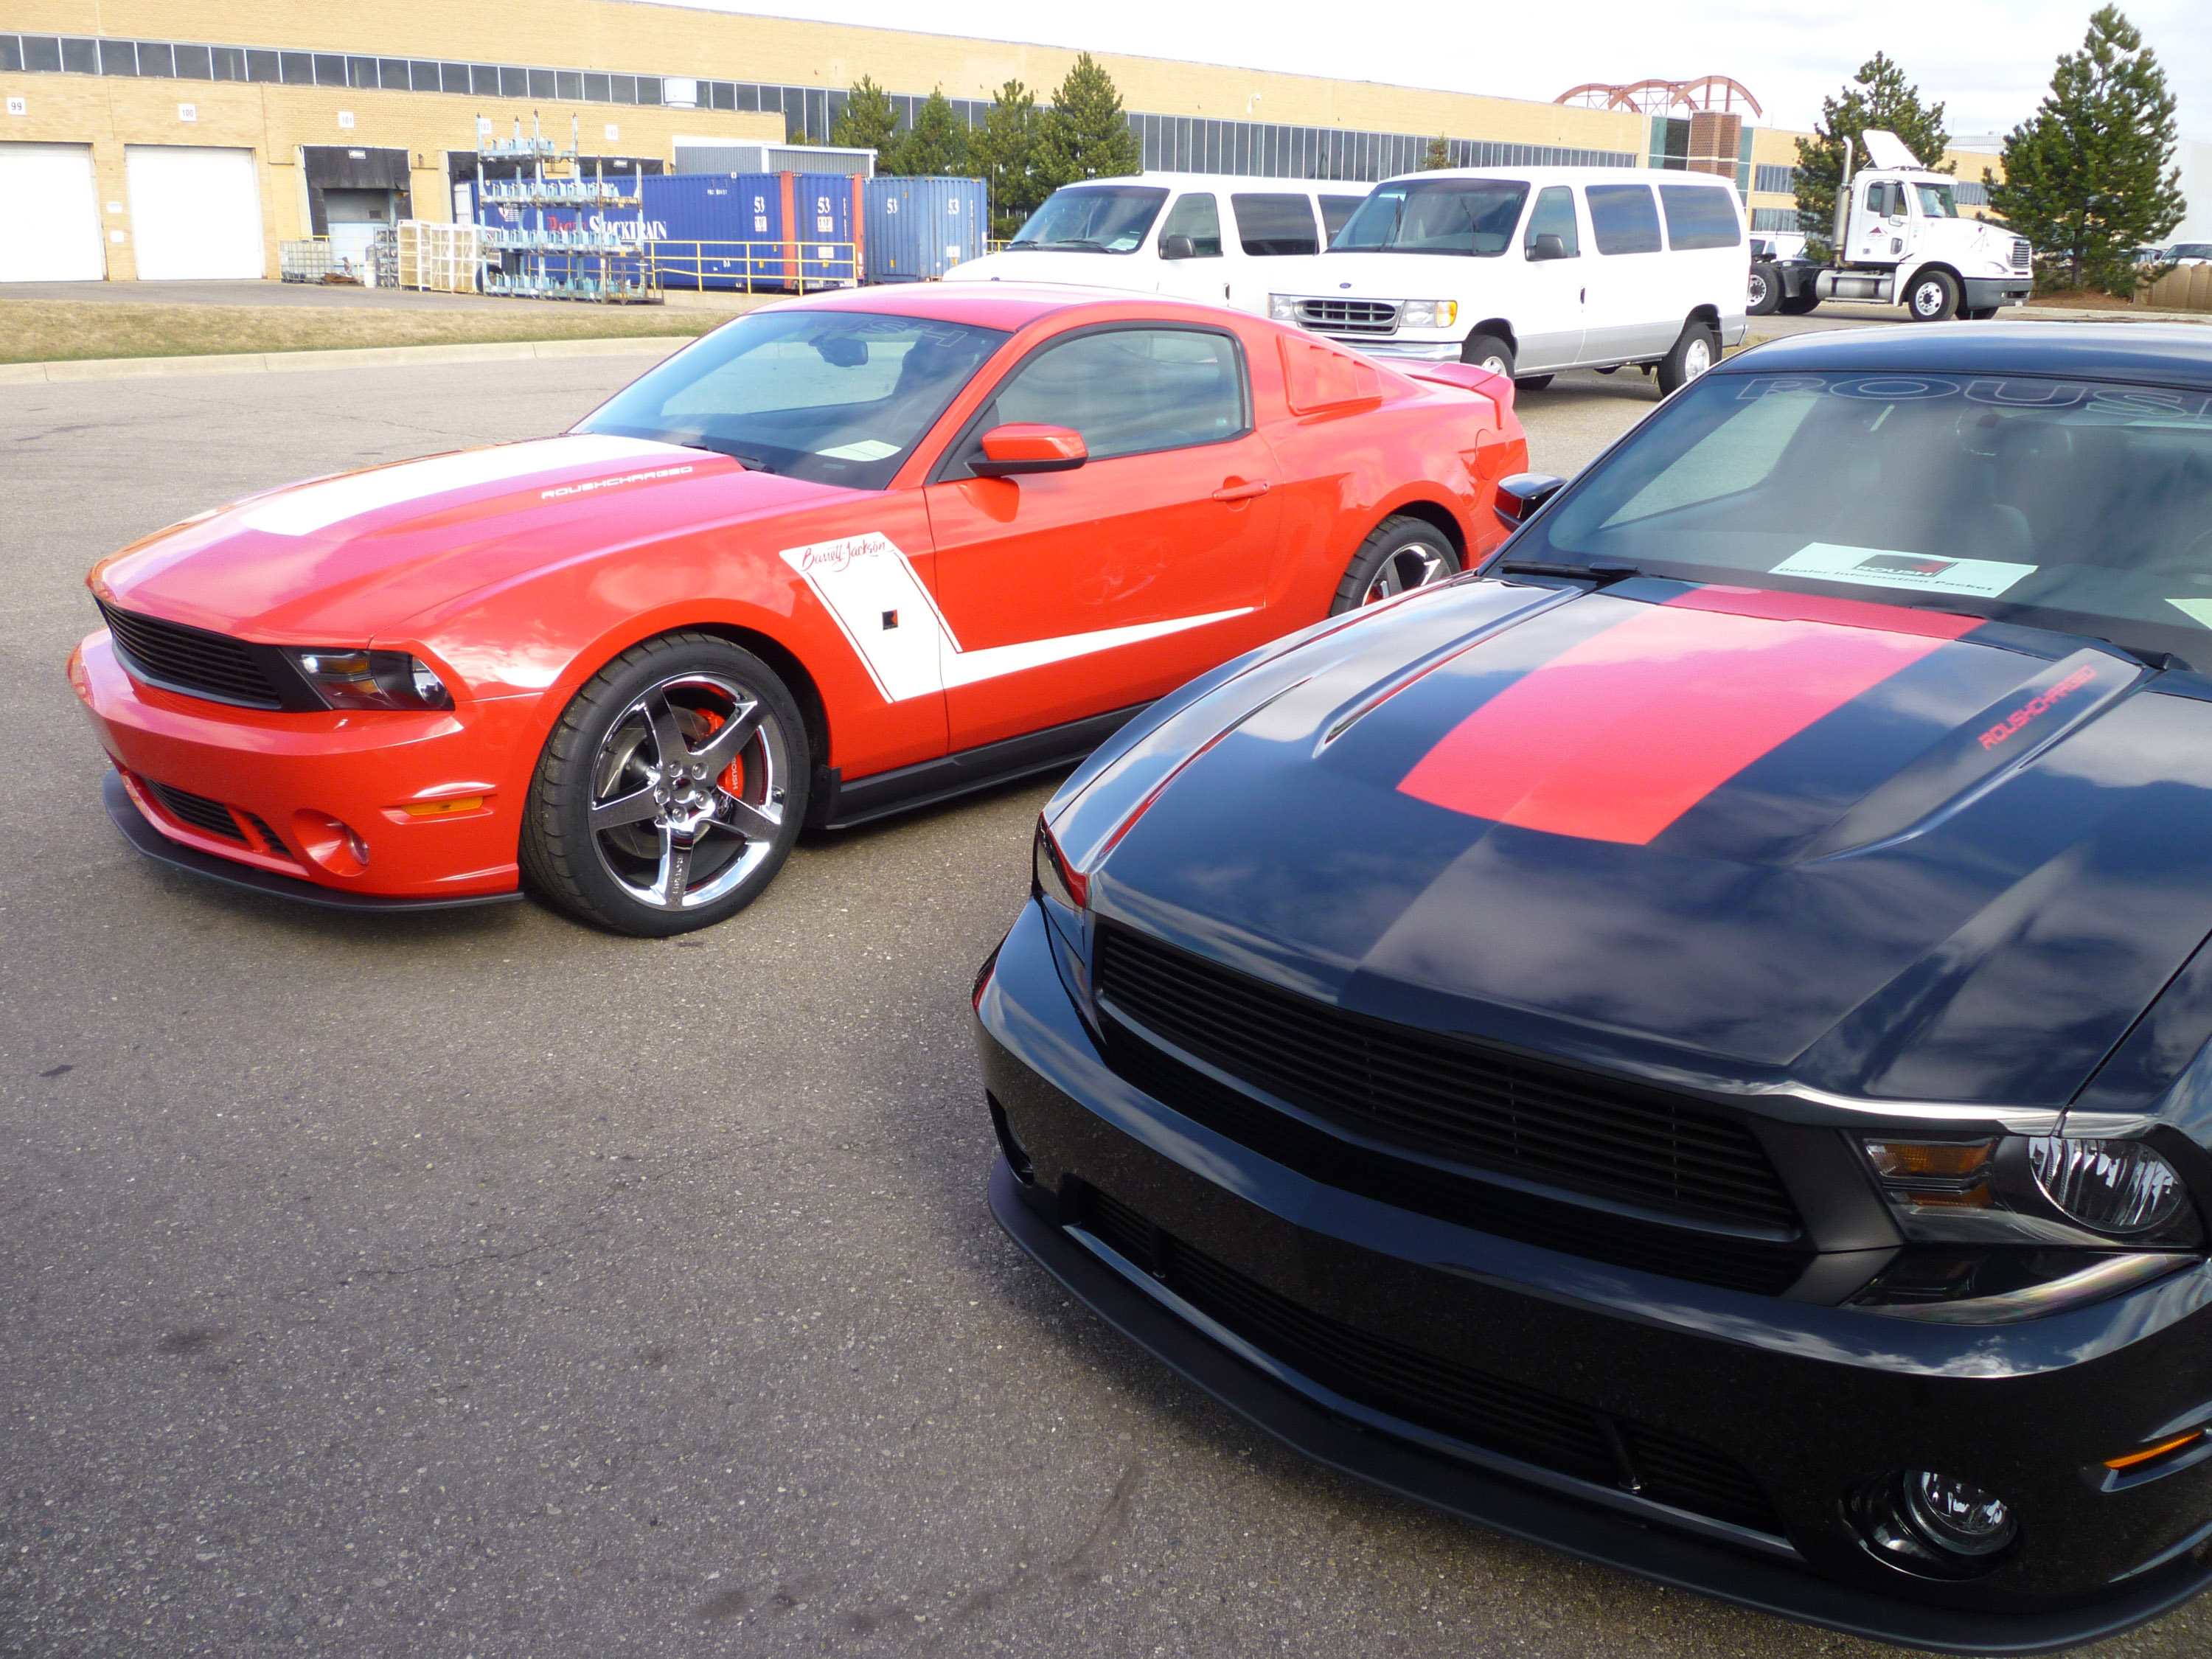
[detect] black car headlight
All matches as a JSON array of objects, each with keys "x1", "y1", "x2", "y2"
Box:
[
  {"x1": 288, "y1": 648, "x2": 455, "y2": 712},
  {"x1": 1863, "y1": 1134, "x2": 2197, "y2": 1245}
]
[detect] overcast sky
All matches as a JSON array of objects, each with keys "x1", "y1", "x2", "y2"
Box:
[{"x1": 676, "y1": 0, "x2": 2212, "y2": 145}]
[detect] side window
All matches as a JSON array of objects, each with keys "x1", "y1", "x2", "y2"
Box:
[
  {"x1": 1658, "y1": 185, "x2": 1740, "y2": 250},
  {"x1": 1231, "y1": 193, "x2": 1321, "y2": 257},
  {"x1": 1586, "y1": 184, "x2": 1662, "y2": 255},
  {"x1": 1523, "y1": 186, "x2": 1579, "y2": 257},
  {"x1": 976, "y1": 328, "x2": 1248, "y2": 466},
  {"x1": 1158, "y1": 192, "x2": 1222, "y2": 258},
  {"x1": 1319, "y1": 195, "x2": 1363, "y2": 243}
]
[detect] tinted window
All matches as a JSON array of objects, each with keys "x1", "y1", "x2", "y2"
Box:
[
  {"x1": 1333, "y1": 179, "x2": 1528, "y2": 256},
  {"x1": 1658, "y1": 185, "x2": 1739, "y2": 250},
  {"x1": 981, "y1": 328, "x2": 1246, "y2": 465},
  {"x1": 1320, "y1": 195, "x2": 1363, "y2": 241},
  {"x1": 1523, "y1": 185, "x2": 1579, "y2": 257},
  {"x1": 1587, "y1": 185, "x2": 1661, "y2": 255},
  {"x1": 1010, "y1": 185, "x2": 1169, "y2": 255},
  {"x1": 577, "y1": 310, "x2": 1008, "y2": 490},
  {"x1": 1231, "y1": 193, "x2": 1319, "y2": 256},
  {"x1": 1158, "y1": 192, "x2": 1222, "y2": 258}
]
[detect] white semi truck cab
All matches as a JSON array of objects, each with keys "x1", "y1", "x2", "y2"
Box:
[{"x1": 1747, "y1": 130, "x2": 2032, "y2": 322}]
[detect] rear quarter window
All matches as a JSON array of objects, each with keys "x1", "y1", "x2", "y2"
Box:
[
  {"x1": 1232, "y1": 194, "x2": 1321, "y2": 257},
  {"x1": 1659, "y1": 185, "x2": 1741, "y2": 251},
  {"x1": 1587, "y1": 184, "x2": 1662, "y2": 256}
]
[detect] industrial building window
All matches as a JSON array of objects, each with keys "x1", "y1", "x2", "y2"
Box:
[
  {"x1": 60, "y1": 38, "x2": 98, "y2": 74},
  {"x1": 559, "y1": 70, "x2": 583, "y2": 102},
  {"x1": 20, "y1": 37, "x2": 59, "y2": 73},
  {"x1": 246, "y1": 49, "x2": 279, "y2": 83},
  {"x1": 141, "y1": 41, "x2": 177, "y2": 76},
  {"x1": 1753, "y1": 164, "x2": 1798, "y2": 196},
  {"x1": 583, "y1": 72, "x2": 610, "y2": 102},
  {"x1": 708, "y1": 80, "x2": 734, "y2": 111},
  {"x1": 610, "y1": 74, "x2": 636, "y2": 105},
  {"x1": 347, "y1": 56, "x2": 376, "y2": 88},
  {"x1": 1587, "y1": 184, "x2": 1663, "y2": 254},
  {"x1": 0, "y1": 35, "x2": 18, "y2": 72},
  {"x1": 638, "y1": 77, "x2": 661, "y2": 105},
  {"x1": 98, "y1": 39, "x2": 136, "y2": 74},
  {"x1": 313, "y1": 54, "x2": 346, "y2": 87},
  {"x1": 1658, "y1": 184, "x2": 1741, "y2": 249},
  {"x1": 498, "y1": 65, "x2": 525, "y2": 97},
  {"x1": 279, "y1": 52, "x2": 313, "y2": 86},
  {"x1": 470, "y1": 64, "x2": 498, "y2": 97}
]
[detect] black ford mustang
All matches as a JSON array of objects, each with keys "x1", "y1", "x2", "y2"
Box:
[{"x1": 973, "y1": 325, "x2": 2212, "y2": 1651}]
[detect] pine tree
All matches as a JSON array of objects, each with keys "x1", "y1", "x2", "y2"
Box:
[
  {"x1": 1038, "y1": 53, "x2": 1142, "y2": 187},
  {"x1": 1990, "y1": 6, "x2": 2184, "y2": 294},
  {"x1": 970, "y1": 80, "x2": 1044, "y2": 240},
  {"x1": 831, "y1": 75, "x2": 900, "y2": 164},
  {"x1": 891, "y1": 89, "x2": 970, "y2": 178},
  {"x1": 1794, "y1": 53, "x2": 1950, "y2": 256},
  {"x1": 1419, "y1": 136, "x2": 1453, "y2": 172}
]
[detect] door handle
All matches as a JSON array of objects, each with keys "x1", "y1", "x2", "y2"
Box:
[{"x1": 1211, "y1": 479, "x2": 1271, "y2": 502}]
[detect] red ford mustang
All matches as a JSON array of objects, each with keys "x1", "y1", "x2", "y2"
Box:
[{"x1": 71, "y1": 285, "x2": 1526, "y2": 934}]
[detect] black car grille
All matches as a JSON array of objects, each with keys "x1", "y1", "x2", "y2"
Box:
[
  {"x1": 144, "y1": 779, "x2": 246, "y2": 843},
  {"x1": 1079, "y1": 1186, "x2": 1786, "y2": 1538},
  {"x1": 1293, "y1": 297, "x2": 1399, "y2": 335},
  {"x1": 1094, "y1": 925, "x2": 1801, "y2": 1234},
  {"x1": 98, "y1": 602, "x2": 287, "y2": 709}
]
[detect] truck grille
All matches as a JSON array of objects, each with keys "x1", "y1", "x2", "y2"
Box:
[
  {"x1": 1293, "y1": 298, "x2": 1399, "y2": 335},
  {"x1": 1079, "y1": 1185, "x2": 1787, "y2": 1538},
  {"x1": 1094, "y1": 924, "x2": 1802, "y2": 1236},
  {"x1": 2011, "y1": 238, "x2": 2031, "y2": 273},
  {"x1": 97, "y1": 602, "x2": 288, "y2": 709}
]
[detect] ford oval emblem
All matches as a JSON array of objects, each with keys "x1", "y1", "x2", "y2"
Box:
[{"x1": 1339, "y1": 281, "x2": 1352, "y2": 289}]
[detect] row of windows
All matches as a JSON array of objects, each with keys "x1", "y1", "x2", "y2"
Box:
[
  {"x1": 1753, "y1": 163, "x2": 1798, "y2": 195},
  {"x1": 1745, "y1": 165, "x2": 1986, "y2": 206},
  {"x1": 1133, "y1": 111, "x2": 1635, "y2": 184}
]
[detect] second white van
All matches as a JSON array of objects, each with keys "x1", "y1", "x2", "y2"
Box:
[
  {"x1": 942, "y1": 172, "x2": 1370, "y2": 314},
  {"x1": 1265, "y1": 166, "x2": 1749, "y2": 393}
]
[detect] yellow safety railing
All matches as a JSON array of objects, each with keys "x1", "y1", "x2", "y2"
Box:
[{"x1": 645, "y1": 239, "x2": 861, "y2": 296}]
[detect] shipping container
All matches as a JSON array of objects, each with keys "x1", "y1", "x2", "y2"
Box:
[
  {"x1": 639, "y1": 172, "x2": 785, "y2": 288},
  {"x1": 863, "y1": 175, "x2": 990, "y2": 283},
  {"x1": 793, "y1": 173, "x2": 863, "y2": 288}
]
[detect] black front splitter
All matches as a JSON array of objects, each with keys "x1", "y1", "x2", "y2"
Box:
[
  {"x1": 987, "y1": 1156, "x2": 2212, "y2": 1655},
  {"x1": 104, "y1": 773, "x2": 524, "y2": 913}
]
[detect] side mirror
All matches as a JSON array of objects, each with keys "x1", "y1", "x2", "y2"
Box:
[
  {"x1": 1492, "y1": 472, "x2": 1567, "y2": 530},
  {"x1": 1528, "y1": 233, "x2": 1569, "y2": 262},
  {"x1": 972, "y1": 423, "x2": 1088, "y2": 479},
  {"x1": 1160, "y1": 233, "x2": 1196, "y2": 261}
]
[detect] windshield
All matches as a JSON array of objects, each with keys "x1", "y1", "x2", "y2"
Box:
[
  {"x1": 1008, "y1": 185, "x2": 1168, "y2": 254},
  {"x1": 576, "y1": 310, "x2": 1007, "y2": 490},
  {"x1": 1330, "y1": 178, "x2": 1528, "y2": 256},
  {"x1": 1913, "y1": 183, "x2": 1961, "y2": 218},
  {"x1": 1514, "y1": 370, "x2": 2212, "y2": 668}
]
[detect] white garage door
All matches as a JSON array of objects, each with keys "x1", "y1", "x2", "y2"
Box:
[
  {"x1": 125, "y1": 146, "x2": 265, "y2": 280},
  {"x1": 0, "y1": 143, "x2": 105, "y2": 282}
]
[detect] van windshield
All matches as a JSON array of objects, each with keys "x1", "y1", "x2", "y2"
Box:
[
  {"x1": 1009, "y1": 186, "x2": 1169, "y2": 254},
  {"x1": 1330, "y1": 179, "x2": 1528, "y2": 257}
]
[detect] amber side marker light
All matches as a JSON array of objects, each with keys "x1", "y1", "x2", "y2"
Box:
[
  {"x1": 401, "y1": 796, "x2": 485, "y2": 818},
  {"x1": 2105, "y1": 1430, "x2": 2207, "y2": 1472}
]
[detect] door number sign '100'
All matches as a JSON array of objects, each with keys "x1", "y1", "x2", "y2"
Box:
[{"x1": 780, "y1": 532, "x2": 1249, "y2": 704}]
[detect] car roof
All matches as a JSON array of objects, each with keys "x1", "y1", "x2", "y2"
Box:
[
  {"x1": 1718, "y1": 322, "x2": 2212, "y2": 390},
  {"x1": 1046, "y1": 172, "x2": 1363, "y2": 195},
  {"x1": 1375, "y1": 166, "x2": 1714, "y2": 188},
  {"x1": 769, "y1": 281, "x2": 1251, "y2": 333}
]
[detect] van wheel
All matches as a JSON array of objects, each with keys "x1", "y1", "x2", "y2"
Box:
[
  {"x1": 1514, "y1": 375, "x2": 1553, "y2": 392},
  {"x1": 1330, "y1": 515, "x2": 1461, "y2": 614},
  {"x1": 1655, "y1": 321, "x2": 1721, "y2": 397},
  {"x1": 1778, "y1": 293, "x2": 1820, "y2": 316},
  {"x1": 1906, "y1": 270, "x2": 1961, "y2": 321},
  {"x1": 1460, "y1": 333, "x2": 1515, "y2": 378},
  {"x1": 1747, "y1": 262, "x2": 1782, "y2": 316}
]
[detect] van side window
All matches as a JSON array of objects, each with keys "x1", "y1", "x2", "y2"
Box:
[
  {"x1": 1319, "y1": 195, "x2": 1363, "y2": 244},
  {"x1": 1158, "y1": 192, "x2": 1222, "y2": 257},
  {"x1": 1523, "y1": 187, "x2": 1579, "y2": 257},
  {"x1": 978, "y1": 327, "x2": 1249, "y2": 465},
  {"x1": 1231, "y1": 194, "x2": 1321, "y2": 256},
  {"x1": 1585, "y1": 184, "x2": 1662, "y2": 255},
  {"x1": 1658, "y1": 185, "x2": 1740, "y2": 250}
]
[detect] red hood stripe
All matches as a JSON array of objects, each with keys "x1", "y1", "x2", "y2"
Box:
[{"x1": 1397, "y1": 588, "x2": 1980, "y2": 844}]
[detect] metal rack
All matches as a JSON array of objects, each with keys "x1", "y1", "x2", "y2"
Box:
[{"x1": 473, "y1": 116, "x2": 657, "y2": 302}]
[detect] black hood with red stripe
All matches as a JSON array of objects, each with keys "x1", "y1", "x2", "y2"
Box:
[{"x1": 1072, "y1": 575, "x2": 2212, "y2": 1111}]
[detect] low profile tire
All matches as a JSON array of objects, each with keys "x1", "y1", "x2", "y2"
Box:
[
  {"x1": 1514, "y1": 374, "x2": 1554, "y2": 392},
  {"x1": 521, "y1": 631, "x2": 809, "y2": 937},
  {"x1": 1906, "y1": 269, "x2": 1961, "y2": 322},
  {"x1": 1655, "y1": 321, "x2": 1721, "y2": 397},
  {"x1": 1747, "y1": 262, "x2": 1782, "y2": 316},
  {"x1": 1331, "y1": 515, "x2": 1461, "y2": 613},
  {"x1": 1460, "y1": 332, "x2": 1515, "y2": 379},
  {"x1": 1778, "y1": 293, "x2": 1820, "y2": 316}
]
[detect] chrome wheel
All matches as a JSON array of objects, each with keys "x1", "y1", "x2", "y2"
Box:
[
  {"x1": 586, "y1": 672, "x2": 788, "y2": 911},
  {"x1": 1361, "y1": 539, "x2": 1452, "y2": 604}
]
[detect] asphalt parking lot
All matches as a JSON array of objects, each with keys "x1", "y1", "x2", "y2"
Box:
[{"x1": 4, "y1": 347, "x2": 2205, "y2": 1659}]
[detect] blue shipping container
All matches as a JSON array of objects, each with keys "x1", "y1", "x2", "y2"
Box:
[
  {"x1": 795, "y1": 174, "x2": 863, "y2": 288},
  {"x1": 863, "y1": 176, "x2": 990, "y2": 282},
  {"x1": 638, "y1": 173, "x2": 785, "y2": 289}
]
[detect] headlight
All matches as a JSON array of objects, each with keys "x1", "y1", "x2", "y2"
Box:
[
  {"x1": 1268, "y1": 294, "x2": 1298, "y2": 322},
  {"x1": 1399, "y1": 300, "x2": 1459, "y2": 329},
  {"x1": 2028, "y1": 1137, "x2": 2188, "y2": 1234},
  {"x1": 1863, "y1": 1134, "x2": 2197, "y2": 1245},
  {"x1": 288, "y1": 648, "x2": 455, "y2": 712}
]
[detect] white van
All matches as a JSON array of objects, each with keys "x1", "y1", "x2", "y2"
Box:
[
  {"x1": 942, "y1": 172, "x2": 1371, "y2": 314},
  {"x1": 1266, "y1": 166, "x2": 1748, "y2": 392}
]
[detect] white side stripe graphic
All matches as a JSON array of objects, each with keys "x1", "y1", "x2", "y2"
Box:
[{"x1": 779, "y1": 532, "x2": 1249, "y2": 704}]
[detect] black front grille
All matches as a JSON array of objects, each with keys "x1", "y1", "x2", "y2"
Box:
[
  {"x1": 145, "y1": 779, "x2": 246, "y2": 842},
  {"x1": 1079, "y1": 1186, "x2": 1785, "y2": 1537},
  {"x1": 1294, "y1": 297, "x2": 1399, "y2": 335},
  {"x1": 98, "y1": 602, "x2": 286, "y2": 709},
  {"x1": 1095, "y1": 925, "x2": 1801, "y2": 1234}
]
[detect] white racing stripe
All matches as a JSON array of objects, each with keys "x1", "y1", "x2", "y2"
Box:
[
  {"x1": 240, "y1": 435, "x2": 688, "y2": 536},
  {"x1": 779, "y1": 532, "x2": 1250, "y2": 704}
]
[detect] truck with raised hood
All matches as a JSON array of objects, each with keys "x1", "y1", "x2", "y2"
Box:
[{"x1": 1747, "y1": 129, "x2": 2032, "y2": 321}]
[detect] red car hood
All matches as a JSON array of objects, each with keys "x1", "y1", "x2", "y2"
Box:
[{"x1": 90, "y1": 434, "x2": 849, "y2": 643}]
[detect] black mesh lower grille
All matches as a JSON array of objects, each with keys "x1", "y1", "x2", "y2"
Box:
[
  {"x1": 99, "y1": 602, "x2": 286, "y2": 709},
  {"x1": 145, "y1": 779, "x2": 246, "y2": 842},
  {"x1": 240, "y1": 811, "x2": 293, "y2": 859},
  {"x1": 1079, "y1": 1186, "x2": 1784, "y2": 1537}
]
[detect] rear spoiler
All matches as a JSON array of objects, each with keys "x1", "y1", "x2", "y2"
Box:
[{"x1": 1402, "y1": 361, "x2": 1515, "y2": 414}]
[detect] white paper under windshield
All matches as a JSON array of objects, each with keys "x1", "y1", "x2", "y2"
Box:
[{"x1": 1771, "y1": 543, "x2": 2036, "y2": 599}]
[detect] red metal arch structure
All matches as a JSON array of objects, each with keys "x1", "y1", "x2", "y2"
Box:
[{"x1": 1554, "y1": 77, "x2": 1763, "y2": 117}]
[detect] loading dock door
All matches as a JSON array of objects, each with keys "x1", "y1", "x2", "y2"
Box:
[
  {"x1": 125, "y1": 146, "x2": 265, "y2": 279},
  {"x1": 0, "y1": 143, "x2": 105, "y2": 282}
]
